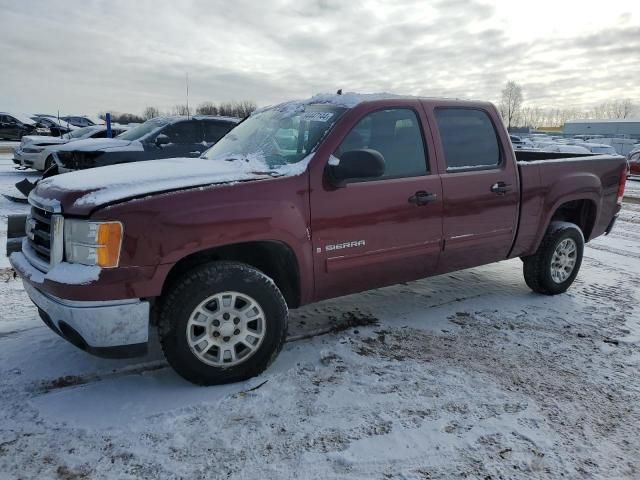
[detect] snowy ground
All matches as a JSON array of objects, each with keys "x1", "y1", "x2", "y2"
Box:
[{"x1": 0, "y1": 154, "x2": 639, "y2": 479}]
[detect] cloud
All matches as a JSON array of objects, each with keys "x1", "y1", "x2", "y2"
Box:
[{"x1": 0, "y1": 0, "x2": 637, "y2": 115}]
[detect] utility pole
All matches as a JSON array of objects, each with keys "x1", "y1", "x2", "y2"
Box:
[{"x1": 186, "y1": 72, "x2": 190, "y2": 119}]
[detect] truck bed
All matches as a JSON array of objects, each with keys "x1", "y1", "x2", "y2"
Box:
[
  {"x1": 515, "y1": 150, "x2": 599, "y2": 162},
  {"x1": 512, "y1": 151, "x2": 626, "y2": 259}
]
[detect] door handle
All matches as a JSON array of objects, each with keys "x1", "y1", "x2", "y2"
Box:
[
  {"x1": 189, "y1": 151, "x2": 201, "y2": 156},
  {"x1": 408, "y1": 191, "x2": 437, "y2": 206},
  {"x1": 490, "y1": 182, "x2": 512, "y2": 195}
]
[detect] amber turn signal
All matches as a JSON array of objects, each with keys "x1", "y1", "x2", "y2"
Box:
[{"x1": 96, "y1": 222, "x2": 123, "y2": 268}]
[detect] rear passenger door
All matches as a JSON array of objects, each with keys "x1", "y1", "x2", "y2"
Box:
[
  {"x1": 0, "y1": 115, "x2": 20, "y2": 139},
  {"x1": 157, "y1": 120, "x2": 204, "y2": 158},
  {"x1": 429, "y1": 105, "x2": 519, "y2": 273},
  {"x1": 310, "y1": 106, "x2": 443, "y2": 300}
]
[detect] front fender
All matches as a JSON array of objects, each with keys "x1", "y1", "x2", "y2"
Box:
[{"x1": 92, "y1": 174, "x2": 313, "y2": 300}]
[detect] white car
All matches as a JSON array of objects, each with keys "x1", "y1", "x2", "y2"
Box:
[
  {"x1": 577, "y1": 143, "x2": 620, "y2": 155},
  {"x1": 14, "y1": 125, "x2": 128, "y2": 171},
  {"x1": 530, "y1": 139, "x2": 558, "y2": 149},
  {"x1": 543, "y1": 144, "x2": 591, "y2": 154}
]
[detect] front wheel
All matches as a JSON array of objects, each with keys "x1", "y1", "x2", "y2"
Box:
[
  {"x1": 522, "y1": 221, "x2": 584, "y2": 295},
  {"x1": 158, "y1": 261, "x2": 288, "y2": 385},
  {"x1": 43, "y1": 155, "x2": 53, "y2": 172}
]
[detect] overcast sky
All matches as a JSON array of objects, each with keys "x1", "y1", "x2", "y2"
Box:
[{"x1": 1, "y1": 0, "x2": 638, "y2": 116}]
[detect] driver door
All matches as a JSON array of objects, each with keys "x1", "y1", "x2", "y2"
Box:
[{"x1": 309, "y1": 105, "x2": 443, "y2": 301}]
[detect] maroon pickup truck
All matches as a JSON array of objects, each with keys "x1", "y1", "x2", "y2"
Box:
[{"x1": 7, "y1": 93, "x2": 627, "y2": 385}]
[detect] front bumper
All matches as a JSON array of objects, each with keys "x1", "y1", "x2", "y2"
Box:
[
  {"x1": 13, "y1": 149, "x2": 41, "y2": 168},
  {"x1": 22, "y1": 280, "x2": 149, "y2": 358}
]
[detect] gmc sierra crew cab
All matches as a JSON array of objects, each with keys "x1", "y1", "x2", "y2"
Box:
[{"x1": 7, "y1": 93, "x2": 627, "y2": 385}]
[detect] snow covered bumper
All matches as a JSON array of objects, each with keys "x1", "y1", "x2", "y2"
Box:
[
  {"x1": 21, "y1": 280, "x2": 150, "y2": 358},
  {"x1": 10, "y1": 245, "x2": 150, "y2": 358},
  {"x1": 13, "y1": 147, "x2": 43, "y2": 169}
]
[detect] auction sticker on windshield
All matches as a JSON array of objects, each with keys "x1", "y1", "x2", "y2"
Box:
[{"x1": 301, "y1": 111, "x2": 334, "y2": 122}]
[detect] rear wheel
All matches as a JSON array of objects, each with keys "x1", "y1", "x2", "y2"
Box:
[
  {"x1": 158, "y1": 261, "x2": 288, "y2": 385},
  {"x1": 523, "y1": 222, "x2": 584, "y2": 295}
]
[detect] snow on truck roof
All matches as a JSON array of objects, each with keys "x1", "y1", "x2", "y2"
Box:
[
  {"x1": 263, "y1": 92, "x2": 405, "y2": 112},
  {"x1": 254, "y1": 92, "x2": 465, "y2": 115}
]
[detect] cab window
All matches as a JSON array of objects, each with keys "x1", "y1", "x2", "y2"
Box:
[
  {"x1": 435, "y1": 108, "x2": 501, "y2": 171},
  {"x1": 162, "y1": 121, "x2": 203, "y2": 143},
  {"x1": 335, "y1": 108, "x2": 428, "y2": 179}
]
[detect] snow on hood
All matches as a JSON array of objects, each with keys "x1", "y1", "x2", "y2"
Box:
[
  {"x1": 21, "y1": 135, "x2": 67, "y2": 146},
  {"x1": 254, "y1": 92, "x2": 405, "y2": 115},
  {"x1": 20, "y1": 135, "x2": 59, "y2": 145},
  {"x1": 39, "y1": 154, "x2": 313, "y2": 208},
  {"x1": 55, "y1": 138, "x2": 143, "y2": 153},
  {"x1": 11, "y1": 113, "x2": 37, "y2": 125}
]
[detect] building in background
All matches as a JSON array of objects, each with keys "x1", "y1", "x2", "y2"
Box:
[{"x1": 564, "y1": 119, "x2": 640, "y2": 140}]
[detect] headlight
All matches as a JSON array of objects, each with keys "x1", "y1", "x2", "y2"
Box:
[
  {"x1": 64, "y1": 220, "x2": 123, "y2": 268},
  {"x1": 22, "y1": 146, "x2": 45, "y2": 154}
]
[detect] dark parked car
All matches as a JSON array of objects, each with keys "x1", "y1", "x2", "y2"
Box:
[
  {"x1": 54, "y1": 115, "x2": 240, "y2": 172},
  {"x1": 33, "y1": 116, "x2": 75, "y2": 137},
  {"x1": 0, "y1": 112, "x2": 37, "y2": 140},
  {"x1": 61, "y1": 116, "x2": 97, "y2": 128}
]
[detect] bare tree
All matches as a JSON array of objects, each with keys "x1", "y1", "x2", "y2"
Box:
[
  {"x1": 610, "y1": 99, "x2": 636, "y2": 119},
  {"x1": 499, "y1": 81, "x2": 524, "y2": 129},
  {"x1": 235, "y1": 100, "x2": 257, "y2": 118},
  {"x1": 98, "y1": 111, "x2": 144, "y2": 124},
  {"x1": 196, "y1": 102, "x2": 219, "y2": 115},
  {"x1": 142, "y1": 106, "x2": 160, "y2": 120},
  {"x1": 172, "y1": 104, "x2": 190, "y2": 116},
  {"x1": 195, "y1": 100, "x2": 257, "y2": 118}
]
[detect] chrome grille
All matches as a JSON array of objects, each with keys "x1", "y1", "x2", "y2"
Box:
[
  {"x1": 24, "y1": 197, "x2": 64, "y2": 272},
  {"x1": 27, "y1": 205, "x2": 52, "y2": 263}
]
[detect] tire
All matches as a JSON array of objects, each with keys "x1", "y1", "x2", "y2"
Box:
[
  {"x1": 43, "y1": 156, "x2": 53, "y2": 172},
  {"x1": 522, "y1": 221, "x2": 584, "y2": 295},
  {"x1": 158, "y1": 261, "x2": 288, "y2": 385}
]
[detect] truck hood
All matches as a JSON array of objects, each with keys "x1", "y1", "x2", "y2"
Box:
[
  {"x1": 30, "y1": 157, "x2": 278, "y2": 215},
  {"x1": 55, "y1": 138, "x2": 143, "y2": 153}
]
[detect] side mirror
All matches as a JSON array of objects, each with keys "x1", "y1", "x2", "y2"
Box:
[
  {"x1": 155, "y1": 134, "x2": 170, "y2": 146},
  {"x1": 327, "y1": 149, "x2": 385, "y2": 186}
]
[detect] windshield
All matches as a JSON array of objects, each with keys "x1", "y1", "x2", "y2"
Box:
[
  {"x1": 202, "y1": 104, "x2": 346, "y2": 169},
  {"x1": 65, "y1": 126, "x2": 97, "y2": 139},
  {"x1": 116, "y1": 118, "x2": 171, "y2": 141}
]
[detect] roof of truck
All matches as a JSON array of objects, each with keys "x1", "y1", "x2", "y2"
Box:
[{"x1": 255, "y1": 92, "x2": 487, "y2": 116}]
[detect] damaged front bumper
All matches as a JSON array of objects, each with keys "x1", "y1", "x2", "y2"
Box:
[
  {"x1": 21, "y1": 280, "x2": 150, "y2": 358},
  {"x1": 8, "y1": 225, "x2": 150, "y2": 358},
  {"x1": 6, "y1": 214, "x2": 27, "y2": 256}
]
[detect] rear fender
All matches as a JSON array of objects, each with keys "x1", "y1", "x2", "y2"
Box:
[{"x1": 529, "y1": 172, "x2": 601, "y2": 254}]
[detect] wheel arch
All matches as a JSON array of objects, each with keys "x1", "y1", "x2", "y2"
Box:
[
  {"x1": 160, "y1": 240, "x2": 302, "y2": 309},
  {"x1": 548, "y1": 198, "x2": 598, "y2": 240},
  {"x1": 525, "y1": 196, "x2": 599, "y2": 256}
]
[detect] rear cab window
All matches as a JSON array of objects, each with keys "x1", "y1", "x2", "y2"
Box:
[
  {"x1": 435, "y1": 108, "x2": 502, "y2": 172},
  {"x1": 162, "y1": 121, "x2": 203, "y2": 144},
  {"x1": 335, "y1": 108, "x2": 428, "y2": 180},
  {"x1": 203, "y1": 121, "x2": 233, "y2": 144}
]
